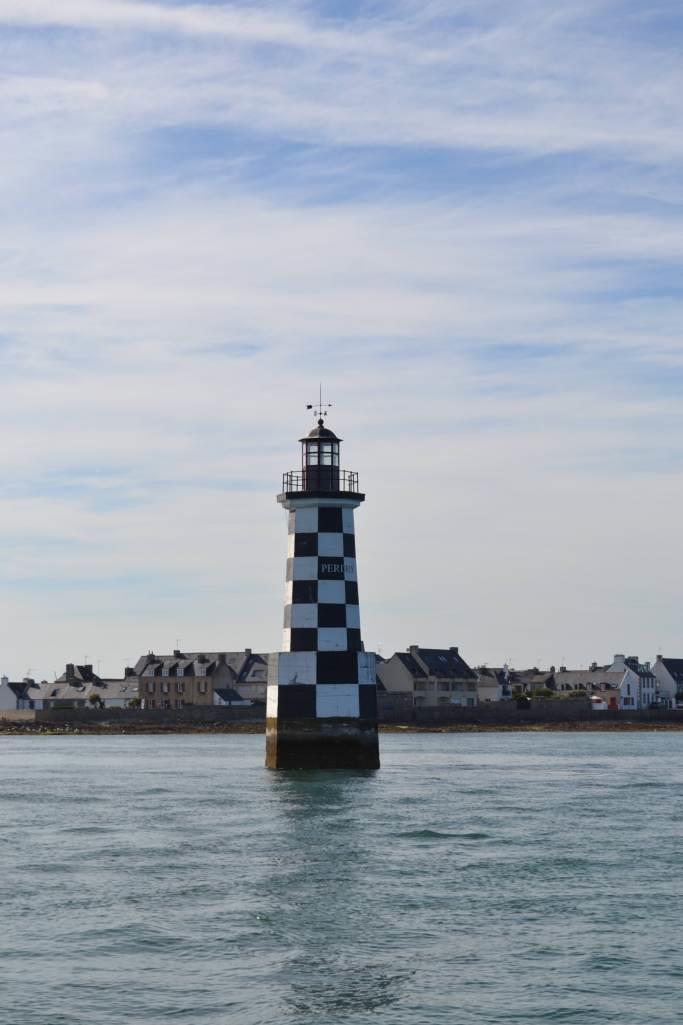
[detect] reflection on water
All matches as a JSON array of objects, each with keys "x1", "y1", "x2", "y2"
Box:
[{"x1": 265, "y1": 771, "x2": 408, "y2": 1020}]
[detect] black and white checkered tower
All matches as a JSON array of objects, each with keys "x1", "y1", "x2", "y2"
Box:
[{"x1": 265, "y1": 411, "x2": 380, "y2": 769}]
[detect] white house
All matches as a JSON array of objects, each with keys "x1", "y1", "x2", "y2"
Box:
[
  {"x1": 652, "y1": 657, "x2": 683, "y2": 709},
  {"x1": 0, "y1": 676, "x2": 36, "y2": 711},
  {"x1": 606, "y1": 655, "x2": 658, "y2": 710}
]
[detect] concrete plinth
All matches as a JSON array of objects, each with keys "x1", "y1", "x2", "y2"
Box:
[{"x1": 265, "y1": 717, "x2": 380, "y2": 770}]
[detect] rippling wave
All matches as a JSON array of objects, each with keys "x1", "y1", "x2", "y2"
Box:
[{"x1": 1, "y1": 732, "x2": 681, "y2": 1025}]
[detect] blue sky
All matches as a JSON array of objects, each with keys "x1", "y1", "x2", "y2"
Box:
[{"x1": 1, "y1": 0, "x2": 682, "y2": 678}]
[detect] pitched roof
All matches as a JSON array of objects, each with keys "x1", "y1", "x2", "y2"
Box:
[
  {"x1": 659, "y1": 658, "x2": 683, "y2": 684},
  {"x1": 409, "y1": 647, "x2": 477, "y2": 680},
  {"x1": 134, "y1": 651, "x2": 267, "y2": 680},
  {"x1": 214, "y1": 687, "x2": 251, "y2": 703},
  {"x1": 395, "y1": 652, "x2": 426, "y2": 678}
]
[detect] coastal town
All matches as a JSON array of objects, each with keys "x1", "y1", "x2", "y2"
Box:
[{"x1": 2, "y1": 645, "x2": 682, "y2": 716}]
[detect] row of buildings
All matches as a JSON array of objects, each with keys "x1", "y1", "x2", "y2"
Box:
[{"x1": 2, "y1": 645, "x2": 682, "y2": 714}]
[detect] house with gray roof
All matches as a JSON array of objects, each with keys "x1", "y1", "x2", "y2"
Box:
[
  {"x1": 24, "y1": 664, "x2": 139, "y2": 709},
  {"x1": 134, "y1": 649, "x2": 267, "y2": 709},
  {"x1": 376, "y1": 646, "x2": 478, "y2": 707},
  {"x1": 0, "y1": 676, "x2": 37, "y2": 711},
  {"x1": 652, "y1": 656, "x2": 683, "y2": 708}
]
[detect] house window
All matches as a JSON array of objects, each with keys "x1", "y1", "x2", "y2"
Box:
[
  {"x1": 176, "y1": 681, "x2": 184, "y2": 694},
  {"x1": 147, "y1": 681, "x2": 154, "y2": 694},
  {"x1": 199, "y1": 680, "x2": 207, "y2": 694},
  {"x1": 162, "y1": 681, "x2": 169, "y2": 694}
]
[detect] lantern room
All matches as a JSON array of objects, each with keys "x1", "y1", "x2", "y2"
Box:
[{"x1": 300, "y1": 419, "x2": 340, "y2": 491}]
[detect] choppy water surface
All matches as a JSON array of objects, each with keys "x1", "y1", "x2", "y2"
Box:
[{"x1": 1, "y1": 732, "x2": 681, "y2": 1025}]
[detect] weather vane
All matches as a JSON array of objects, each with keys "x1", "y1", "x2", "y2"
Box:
[{"x1": 306, "y1": 384, "x2": 332, "y2": 422}]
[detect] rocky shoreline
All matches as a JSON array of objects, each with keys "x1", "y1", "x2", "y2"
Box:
[{"x1": 2, "y1": 719, "x2": 683, "y2": 736}]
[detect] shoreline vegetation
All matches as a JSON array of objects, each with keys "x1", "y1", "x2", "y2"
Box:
[{"x1": 2, "y1": 721, "x2": 683, "y2": 736}]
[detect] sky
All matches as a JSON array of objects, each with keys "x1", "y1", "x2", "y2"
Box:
[{"x1": 1, "y1": 0, "x2": 682, "y2": 680}]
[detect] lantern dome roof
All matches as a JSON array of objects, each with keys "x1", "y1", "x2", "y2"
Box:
[{"x1": 300, "y1": 419, "x2": 341, "y2": 442}]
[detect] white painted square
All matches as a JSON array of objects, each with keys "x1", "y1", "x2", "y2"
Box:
[
  {"x1": 343, "y1": 558, "x2": 357, "y2": 581},
  {"x1": 281, "y1": 628, "x2": 291, "y2": 651},
  {"x1": 346, "y1": 605, "x2": 361, "y2": 630},
  {"x1": 292, "y1": 556, "x2": 318, "y2": 580},
  {"x1": 287, "y1": 531, "x2": 296, "y2": 558},
  {"x1": 276, "y1": 651, "x2": 317, "y2": 685},
  {"x1": 267, "y1": 652, "x2": 281, "y2": 684},
  {"x1": 316, "y1": 684, "x2": 359, "y2": 718},
  {"x1": 357, "y1": 652, "x2": 377, "y2": 685},
  {"x1": 266, "y1": 685, "x2": 278, "y2": 717},
  {"x1": 318, "y1": 580, "x2": 346, "y2": 603},
  {"x1": 317, "y1": 627, "x2": 348, "y2": 651},
  {"x1": 283, "y1": 580, "x2": 293, "y2": 605},
  {"x1": 288, "y1": 510, "x2": 297, "y2": 534},
  {"x1": 317, "y1": 533, "x2": 344, "y2": 557},
  {"x1": 290, "y1": 604, "x2": 318, "y2": 628},
  {"x1": 293, "y1": 506, "x2": 318, "y2": 533},
  {"x1": 342, "y1": 507, "x2": 355, "y2": 533}
]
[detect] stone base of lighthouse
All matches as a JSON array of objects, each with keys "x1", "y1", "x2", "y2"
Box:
[{"x1": 265, "y1": 652, "x2": 380, "y2": 770}]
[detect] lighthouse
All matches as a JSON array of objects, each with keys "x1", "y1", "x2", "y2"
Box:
[{"x1": 265, "y1": 408, "x2": 380, "y2": 770}]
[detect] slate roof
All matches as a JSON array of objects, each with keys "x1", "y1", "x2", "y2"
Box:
[
  {"x1": 659, "y1": 658, "x2": 683, "y2": 685},
  {"x1": 214, "y1": 687, "x2": 251, "y2": 704},
  {"x1": 396, "y1": 652, "x2": 426, "y2": 678},
  {"x1": 553, "y1": 670, "x2": 623, "y2": 689},
  {"x1": 24, "y1": 677, "x2": 137, "y2": 704},
  {"x1": 417, "y1": 648, "x2": 477, "y2": 680},
  {"x1": 55, "y1": 664, "x2": 100, "y2": 684},
  {"x1": 133, "y1": 651, "x2": 267, "y2": 683}
]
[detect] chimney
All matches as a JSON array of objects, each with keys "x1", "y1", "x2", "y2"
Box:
[
  {"x1": 1, "y1": 675, "x2": 8, "y2": 687},
  {"x1": 559, "y1": 666, "x2": 566, "y2": 673},
  {"x1": 449, "y1": 646, "x2": 459, "y2": 655},
  {"x1": 244, "y1": 648, "x2": 252, "y2": 656},
  {"x1": 590, "y1": 662, "x2": 598, "y2": 672},
  {"x1": 173, "y1": 649, "x2": 182, "y2": 658},
  {"x1": 66, "y1": 663, "x2": 75, "y2": 681},
  {"x1": 124, "y1": 667, "x2": 136, "y2": 678}
]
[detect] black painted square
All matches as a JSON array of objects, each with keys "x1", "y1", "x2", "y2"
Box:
[
  {"x1": 292, "y1": 580, "x2": 318, "y2": 604},
  {"x1": 346, "y1": 628, "x2": 362, "y2": 652},
  {"x1": 277, "y1": 685, "x2": 317, "y2": 720},
  {"x1": 318, "y1": 507, "x2": 343, "y2": 533},
  {"x1": 345, "y1": 581, "x2": 359, "y2": 604},
  {"x1": 318, "y1": 556, "x2": 345, "y2": 579},
  {"x1": 358, "y1": 684, "x2": 378, "y2": 719},
  {"x1": 343, "y1": 533, "x2": 356, "y2": 557},
  {"x1": 294, "y1": 532, "x2": 318, "y2": 556},
  {"x1": 289, "y1": 628, "x2": 318, "y2": 651},
  {"x1": 317, "y1": 603, "x2": 347, "y2": 628},
  {"x1": 317, "y1": 651, "x2": 358, "y2": 684}
]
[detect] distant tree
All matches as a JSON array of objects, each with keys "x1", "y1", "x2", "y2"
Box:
[{"x1": 88, "y1": 693, "x2": 103, "y2": 708}]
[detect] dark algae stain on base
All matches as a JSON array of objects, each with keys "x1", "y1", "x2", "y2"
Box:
[{"x1": 1, "y1": 732, "x2": 681, "y2": 1024}]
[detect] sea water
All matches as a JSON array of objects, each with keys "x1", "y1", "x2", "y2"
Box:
[{"x1": 0, "y1": 732, "x2": 680, "y2": 1025}]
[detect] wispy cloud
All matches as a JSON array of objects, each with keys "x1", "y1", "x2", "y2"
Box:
[{"x1": 0, "y1": 0, "x2": 682, "y2": 675}]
